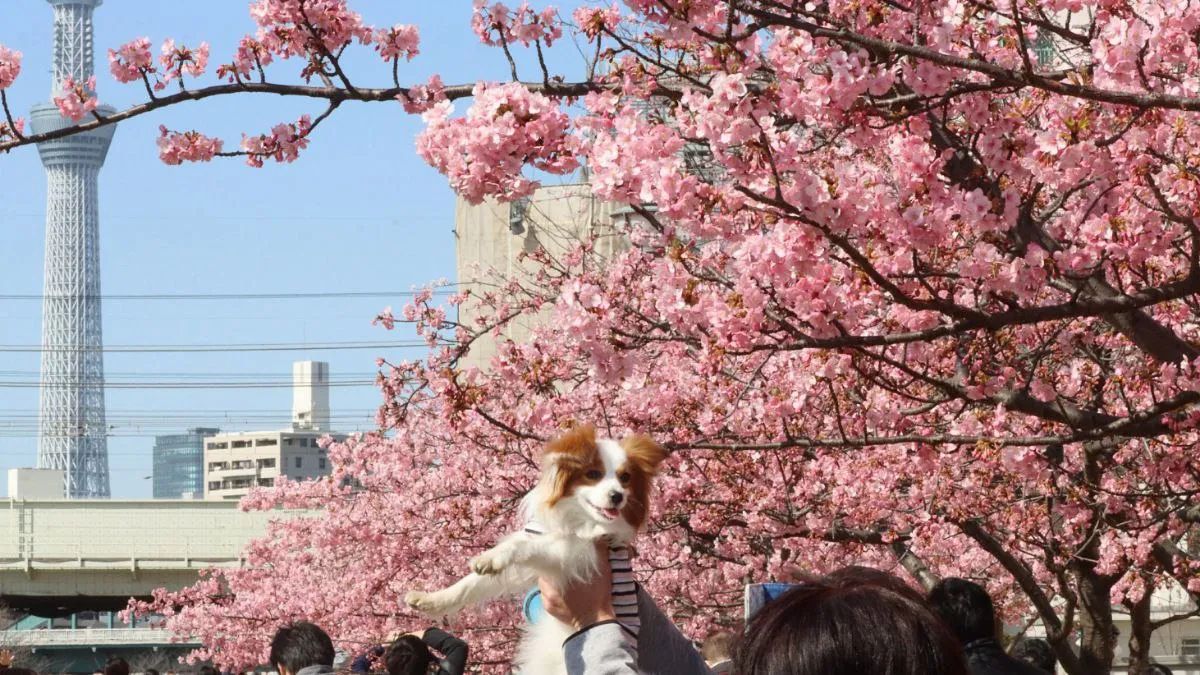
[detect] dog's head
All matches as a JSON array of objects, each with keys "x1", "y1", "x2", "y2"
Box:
[{"x1": 528, "y1": 424, "x2": 667, "y2": 539}]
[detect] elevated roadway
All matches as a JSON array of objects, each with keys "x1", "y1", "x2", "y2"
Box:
[{"x1": 0, "y1": 499, "x2": 302, "y2": 614}]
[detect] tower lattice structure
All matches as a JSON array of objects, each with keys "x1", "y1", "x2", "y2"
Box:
[{"x1": 30, "y1": 0, "x2": 116, "y2": 498}]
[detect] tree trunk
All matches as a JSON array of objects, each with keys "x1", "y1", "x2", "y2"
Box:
[{"x1": 1125, "y1": 585, "x2": 1154, "y2": 675}]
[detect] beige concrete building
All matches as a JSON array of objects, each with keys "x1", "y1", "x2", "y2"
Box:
[
  {"x1": 203, "y1": 360, "x2": 346, "y2": 500},
  {"x1": 202, "y1": 428, "x2": 344, "y2": 500},
  {"x1": 455, "y1": 181, "x2": 630, "y2": 369}
]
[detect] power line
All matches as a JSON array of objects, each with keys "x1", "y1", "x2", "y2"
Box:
[
  {"x1": 0, "y1": 340, "x2": 436, "y2": 353},
  {"x1": 0, "y1": 290, "x2": 457, "y2": 301},
  {"x1": 0, "y1": 380, "x2": 381, "y2": 389}
]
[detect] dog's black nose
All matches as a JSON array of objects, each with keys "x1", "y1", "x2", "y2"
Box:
[{"x1": 608, "y1": 490, "x2": 624, "y2": 507}]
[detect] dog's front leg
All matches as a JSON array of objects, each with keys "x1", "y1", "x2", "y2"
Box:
[{"x1": 405, "y1": 570, "x2": 516, "y2": 618}]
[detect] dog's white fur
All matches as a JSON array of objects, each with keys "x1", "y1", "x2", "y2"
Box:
[{"x1": 404, "y1": 436, "x2": 649, "y2": 675}]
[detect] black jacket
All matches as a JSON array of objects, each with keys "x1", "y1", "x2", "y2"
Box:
[
  {"x1": 422, "y1": 627, "x2": 468, "y2": 675},
  {"x1": 964, "y1": 639, "x2": 1052, "y2": 675}
]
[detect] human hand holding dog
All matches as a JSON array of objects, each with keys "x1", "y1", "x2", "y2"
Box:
[{"x1": 538, "y1": 542, "x2": 616, "y2": 631}]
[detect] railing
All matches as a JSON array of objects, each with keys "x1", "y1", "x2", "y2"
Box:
[{"x1": 0, "y1": 628, "x2": 200, "y2": 647}]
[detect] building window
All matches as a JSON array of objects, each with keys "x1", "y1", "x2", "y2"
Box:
[
  {"x1": 295, "y1": 456, "x2": 302, "y2": 469},
  {"x1": 256, "y1": 438, "x2": 278, "y2": 447},
  {"x1": 208, "y1": 481, "x2": 221, "y2": 490},
  {"x1": 1182, "y1": 638, "x2": 1200, "y2": 658},
  {"x1": 258, "y1": 478, "x2": 274, "y2": 487},
  {"x1": 319, "y1": 458, "x2": 326, "y2": 470},
  {"x1": 258, "y1": 458, "x2": 276, "y2": 469},
  {"x1": 232, "y1": 440, "x2": 251, "y2": 448}
]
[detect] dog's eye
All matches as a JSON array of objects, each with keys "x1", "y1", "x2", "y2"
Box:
[
  {"x1": 585, "y1": 469, "x2": 603, "y2": 480},
  {"x1": 618, "y1": 472, "x2": 631, "y2": 484}
]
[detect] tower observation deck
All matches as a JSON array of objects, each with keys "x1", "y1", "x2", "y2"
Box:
[{"x1": 29, "y1": 0, "x2": 117, "y2": 498}]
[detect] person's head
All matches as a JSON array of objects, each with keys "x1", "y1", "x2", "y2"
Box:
[
  {"x1": 1147, "y1": 665, "x2": 1175, "y2": 675},
  {"x1": 734, "y1": 567, "x2": 968, "y2": 675},
  {"x1": 269, "y1": 622, "x2": 335, "y2": 675},
  {"x1": 383, "y1": 635, "x2": 432, "y2": 675},
  {"x1": 143, "y1": 669, "x2": 160, "y2": 675},
  {"x1": 1011, "y1": 638, "x2": 1056, "y2": 672},
  {"x1": 701, "y1": 630, "x2": 734, "y2": 665},
  {"x1": 196, "y1": 667, "x2": 218, "y2": 675},
  {"x1": 104, "y1": 657, "x2": 129, "y2": 675},
  {"x1": 928, "y1": 577, "x2": 997, "y2": 644}
]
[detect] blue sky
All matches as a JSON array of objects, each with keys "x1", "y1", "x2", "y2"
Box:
[{"x1": 0, "y1": 1, "x2": 589, "y2": 497}]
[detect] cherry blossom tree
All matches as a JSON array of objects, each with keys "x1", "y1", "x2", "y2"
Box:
[{"x1": 6, "y1": 1, "x2": 1200, "y2": 672}]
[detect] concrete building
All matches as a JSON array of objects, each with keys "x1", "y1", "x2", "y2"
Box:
[
  {"x1": 7, "y1": 468, "x2": 65, "y2": 499},
  {"x1": 455, "y1": 181, "x2": 628, "y2": 368},
  {"x1": 292, "y1": 360, "x2": 331, "y2": 430},
  {"x1": 203, "y1": 360, "x2": 344, "y2": 500},
  {"x1": 202, "y1": 428, "x2": 343, "y2": 500}
]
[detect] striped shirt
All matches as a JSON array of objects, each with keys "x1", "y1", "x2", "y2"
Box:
[{"x1": 523, "y1": 521, "x2": 641, "y2": 642}]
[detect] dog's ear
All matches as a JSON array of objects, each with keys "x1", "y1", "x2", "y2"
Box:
[
  {"x1": 540, "y1": 424, "x2": 598, "y2": 506},
  {"x1": 540, "y1": 424, "x2": 597, "y2": 468},
  {"x1": 620, "y1": 433, "x2": 668, "y2": 474}
]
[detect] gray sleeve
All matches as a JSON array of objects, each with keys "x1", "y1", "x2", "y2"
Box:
[
  {"x1": 564, "y1": 621, "x2": 640, "y2": 675},
  {"x1": 635, "y1": 588, "x2": 713, "y2": 675}
]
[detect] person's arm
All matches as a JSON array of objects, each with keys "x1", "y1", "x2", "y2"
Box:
[
  {"x1": 422, "y1": 627, "x2": 468, "y2": 675},
  {"x1": 634, "y1": 588, "x2": 712, "y2": 675},
  {"x1": 541, "y1": 545, "x2": 640, "y2": 675},
  {"x1": 562, "y1": 622, "x2": 639, "y2": 675}
]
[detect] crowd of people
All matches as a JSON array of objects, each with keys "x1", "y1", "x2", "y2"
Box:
[{"x1": 0, "y1": 561, "x2": 1181, "y2": 674}]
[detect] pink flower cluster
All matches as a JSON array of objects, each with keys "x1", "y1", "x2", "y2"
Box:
[
  {"x1": 53, "y1": 76, "x2": 99, "y2": 121},
  {"x1": 240, "y1": 115, "x2": 312, "y2": 167},
  {"x1": 375, "y1": 24, "x2": 420, "y2": 62},
  {"x1": 157, "y1": 39, "x2": 210, "y2": 89},
  {"x1": 572, "y1": 4, "x2": 620, "y2": 39},
  {"x1": 107, "y1": 37, "x2": 154, "y2": 84},
  {"x1": 396, "y1": 74, "x2": 446, "y2": 114},
  {"x1": 0, "y1": 45, "x2": 21, "y2": 90},
  {"x1": 416, "y1": 81, "x2": 577, "y2": 203},
  {"x1": 472, "y1": 1, "x2": 562, "y2": 47},
  {"x1": 156, "y1": 125, "x2": 224, "y2": 164},
  {"x1": 249, "y1": 0, "x2": 373, "y2": 59},
  {"x1": 217, "y1": 36, "x2": 275, "y2": 82}
]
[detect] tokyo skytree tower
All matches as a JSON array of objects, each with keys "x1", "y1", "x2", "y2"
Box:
[{"x1": 29, "y1": 0, "x2": 116, "y2": 497}]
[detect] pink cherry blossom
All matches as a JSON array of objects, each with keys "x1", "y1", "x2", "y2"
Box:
[
  {"x1": 107, "y1": 37, "x2": 154, "y2": 84},
  {"x1": 472, "y1": 1, "x2": 562, "y2": 47},
  {"x1": 157, "y1": 39, "x2": 209, "y2": 89},
  {"x1": 396, "y1": 74, "x2": 446, "y2": 114},
  {"x1": 156, "y1": 125, "x2": 224, "y2": 164},
  {"x1": 240, "y1": 114, "x2": 311, "y2": 167},
  {"x1": 375, "y1": 24, "x2": 419, "y2": 62},
  {"x1": 217, "y1": 36, "x2": 274, "y2": 82},
  {"x1": 52, "y1": 76, "x2": 99, "y2": 121},
  {"x1": 0, "y1": 45, "x2": 21, "y2": 90}
]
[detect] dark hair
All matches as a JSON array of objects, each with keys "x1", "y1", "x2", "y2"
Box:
[
  {"x1": 143, "y1": 670, "x2": 160, "y2": 675},
  {"x1": 196, "y1": 667, "x2": 218, "y2": 675},
  {"x1": 1147, "y1": 665, "x2": 1175, "y2": 675},
  {"x1": 269, "y1": 622, "x2": 336, "y2": 673},
  {"x1": 384, "y1": 635, "x2": 432, "y2": 675},
  {"x1": 734, "y1": 567, "x2": 968, "y2": 675},
  {"x1": 0, "y1": 668, "x2": 38, "y2": 675},
  {"x1": 104, "y1": 657, "x2": 129, "y2": 675},
  {"x1": 1011, "y1": 638, "x2": 1056, "y2": 672},
  {"x1": 928, "y1": 577, "x2": 997, "y2": 643}
]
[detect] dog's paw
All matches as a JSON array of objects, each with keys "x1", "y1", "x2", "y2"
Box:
[
  {"x1": 404, "y1": 590, "x2": 456, "y2": 616},
  {"x1": 470, "y1": 548, "x2": 512, "y2": 576}
]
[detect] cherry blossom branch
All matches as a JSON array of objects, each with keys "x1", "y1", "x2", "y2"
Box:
[{"x1": 0, "y1": 79, "x2": 597, "y2": 153}]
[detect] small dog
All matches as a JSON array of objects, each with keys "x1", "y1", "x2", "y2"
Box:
[{"x1": 404, "y1": 424, "x2": 666, "y2": 674}]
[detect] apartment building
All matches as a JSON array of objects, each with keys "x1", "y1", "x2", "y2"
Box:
[
  {"x1": 203, "y1": 428, "x2": 344, "y2": 500},
  {"x1": 203, "y1": 360, "x2": 345, "y2": 500}
]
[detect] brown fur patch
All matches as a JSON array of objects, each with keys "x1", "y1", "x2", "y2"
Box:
[
  {"x1": 619, "y1": 434, "x2": 667, "y2": 530},
  {"x1": 543, "y1": 425, "x2": 603, "y2": 507}
]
